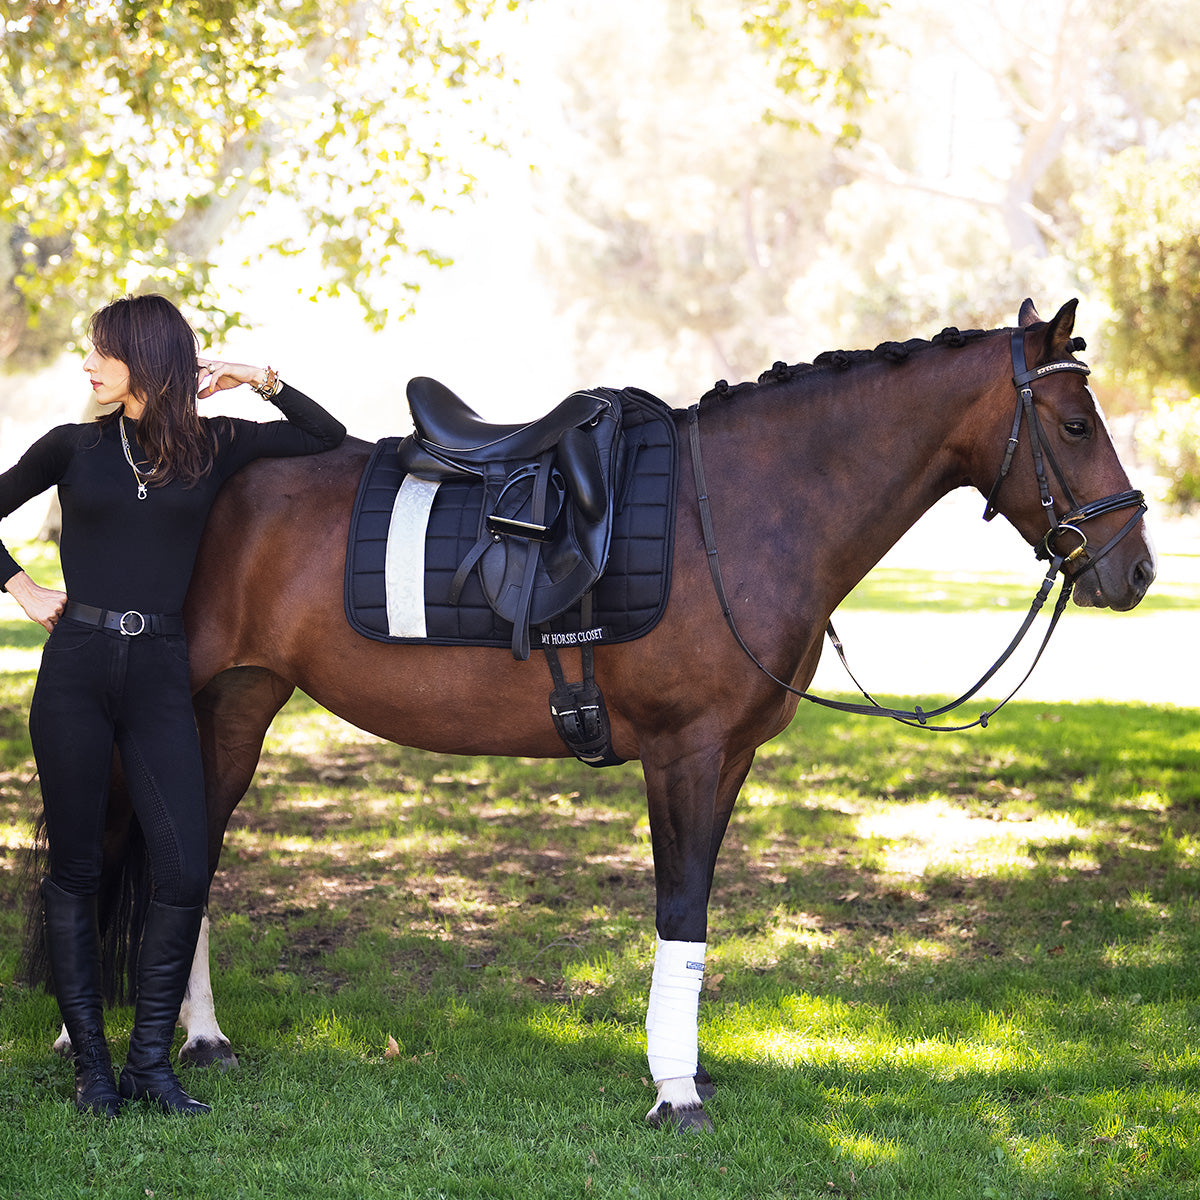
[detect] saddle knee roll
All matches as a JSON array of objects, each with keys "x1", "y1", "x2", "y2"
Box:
[{"x1": 557, "y1": 426, "x2": 609, "y2": 521}]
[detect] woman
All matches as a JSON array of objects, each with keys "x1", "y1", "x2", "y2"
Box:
[{"x1": 1, "y1": 294, "x2": 346, "y2": 1117}]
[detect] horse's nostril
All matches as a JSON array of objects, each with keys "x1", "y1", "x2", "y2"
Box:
[{"x1": 1132, "y1": 558, "x2": 1155, "y2": 590}]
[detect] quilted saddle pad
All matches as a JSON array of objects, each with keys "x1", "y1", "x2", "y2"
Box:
[{"x1": 344, "y1": 386, "x2": 678, "y2": 649}]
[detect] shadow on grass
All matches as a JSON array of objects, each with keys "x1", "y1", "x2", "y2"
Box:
[
  {"x1": 188, "y1": 694, "x2": 1200, "y2": 1026},
  {"x1": 4, "y1": 691, "x2": 1200, "y2": 1194}
]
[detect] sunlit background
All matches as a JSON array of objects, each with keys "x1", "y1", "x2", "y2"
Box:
[{"x1": 1, "y1": 0, "x2": 1196, "y2": 699}]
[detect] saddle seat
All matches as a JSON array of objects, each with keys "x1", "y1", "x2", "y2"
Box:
[{"x1": 404, "y1": 377, "x2": 610, "y2": 484}]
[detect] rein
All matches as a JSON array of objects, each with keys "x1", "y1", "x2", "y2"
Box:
[{"x1": 688, "y1": 329, "x2": 1147, "y2": 732}]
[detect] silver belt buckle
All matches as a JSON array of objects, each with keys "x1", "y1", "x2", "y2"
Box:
[{"x1": 119, "y1": 610, "x2": 147, "y2": 636}]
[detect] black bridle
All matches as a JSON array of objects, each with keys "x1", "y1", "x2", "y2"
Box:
[
  {"x1": 688, "y1": 329, "x2": 1148, "y2": 732},
  {"x1": 983, "y1": 327, "x2": 1146, "y2": 575}
]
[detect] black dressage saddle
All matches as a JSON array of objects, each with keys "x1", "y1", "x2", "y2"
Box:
[{"x1": 397, "y1": 376, "x2": 625, "y2": 659}]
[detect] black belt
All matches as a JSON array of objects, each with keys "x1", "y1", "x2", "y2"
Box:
[{"x1": 62, "y1": 601, "x2": 184, "y2": 637}]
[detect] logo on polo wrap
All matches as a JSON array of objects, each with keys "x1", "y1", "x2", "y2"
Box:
[{"x1": 686, "y1": 960, "x2": 704, "y2": 973}]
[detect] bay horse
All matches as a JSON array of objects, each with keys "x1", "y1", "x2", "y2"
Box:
[{"x1": 55, "y1": 299, "x2": 1154, "y2": 1131}]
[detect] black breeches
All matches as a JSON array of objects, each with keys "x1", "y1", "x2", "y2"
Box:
[{"x1": 29, "y1": 618, "x2": 208, "y2": 907}]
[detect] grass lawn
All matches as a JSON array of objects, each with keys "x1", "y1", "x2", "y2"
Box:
[{"x1": 0, "y1": 547, "x2": 1198, "y2": 1198}]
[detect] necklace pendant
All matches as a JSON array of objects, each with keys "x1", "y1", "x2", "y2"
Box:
[{"x1": 120, "y1": 417, "x2": 151, "y2": 500}]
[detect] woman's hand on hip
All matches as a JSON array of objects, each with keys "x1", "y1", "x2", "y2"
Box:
[{"x1": 6, "y1": 571, "x2": 67, "y2": 632}]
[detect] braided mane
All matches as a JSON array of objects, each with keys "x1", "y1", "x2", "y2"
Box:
[{"x1": 699, "y1": 325, "x2": 997, "y2": 408}]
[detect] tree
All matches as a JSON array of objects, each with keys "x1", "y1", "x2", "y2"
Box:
[
  {"x1": 537, "y1": 0, "x2": 1200, "y2": 390},
  {"x1": 533, "y1": 0, "x2": 883, "y2": 393},
  {"x1": 739, "y1": 0, "x2": 879, "y2": 143},
  {"x1": 780, "y1": 0, "x2": 1200, "y2": 350},
  {"x1": 1074, "y1": 144, "x2": 1200, "y2": 395},
  {"x1": 0, "y1": 0, "x2": 520, "y2": 369}
]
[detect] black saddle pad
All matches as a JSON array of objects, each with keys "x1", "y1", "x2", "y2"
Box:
[{"x1": 344, "y1": 387, "x2": 678, "y2": 648}]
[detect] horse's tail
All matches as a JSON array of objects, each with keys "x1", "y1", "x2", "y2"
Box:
[
  {"x1": 20, "y1": 809, "x2": 152, "y2": 1005},
  {"x1": 17, "y1": 811, "x2": 50, "y2": 991}
]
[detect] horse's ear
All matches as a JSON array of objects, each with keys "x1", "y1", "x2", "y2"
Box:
[
  {"x1": 1017, "y1": 298, "x2": 1040, "y2": 327},
  {"x1": 1042, "y1": 298, "x2": 1080, "y2": 359}
]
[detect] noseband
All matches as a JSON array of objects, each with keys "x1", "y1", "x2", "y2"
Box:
[
  {"x1": 982, "y1": 327, "x2": 1146, "y2": 578},
  {"x1": 688, "y1": 327, "x2": 1149, "y2": 732}
]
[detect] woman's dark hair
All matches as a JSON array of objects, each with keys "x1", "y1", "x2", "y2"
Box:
[{"x1": 88, "y1": 294, "x2": 215, "y2": 487}]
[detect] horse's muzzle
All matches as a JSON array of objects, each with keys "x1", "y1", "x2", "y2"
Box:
[{"x1": 1068, "y1": 535, "x2": 1156, "y2": 611}]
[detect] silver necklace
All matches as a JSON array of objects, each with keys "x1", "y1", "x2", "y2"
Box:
[{"x1": 119, "y1": 416, "x2": 152, "y2": 500}]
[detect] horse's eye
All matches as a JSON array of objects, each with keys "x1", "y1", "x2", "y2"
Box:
[{"x1": 1064, "y1": 419, "x2": 1090, "y2": 439}]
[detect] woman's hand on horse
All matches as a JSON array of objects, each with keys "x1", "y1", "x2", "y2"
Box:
[
  {"x1": 197, "y1": 359, "x2": 271, "y2": 399},
  {"x1": 6, "y1": 571, "x2": 67, "y2": 632}
]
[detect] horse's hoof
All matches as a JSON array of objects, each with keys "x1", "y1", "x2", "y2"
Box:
[
  {"x1": 694, "y1": 1064, "x2": 716, "y2": 1101},
  {"x1": 178, "y1": 1038, "x2": 239, "y2": 1071},
  {"x1": 645, "y1": 1101, "x2": 714, "y2": 1134}
]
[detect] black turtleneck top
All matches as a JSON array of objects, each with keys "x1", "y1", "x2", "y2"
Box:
[{"x1": 0, "y1": 384, "x2": 345, "y2": 614}]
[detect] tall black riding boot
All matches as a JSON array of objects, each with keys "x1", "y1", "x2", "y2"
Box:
[
  {"x1": 40, "y1": 878, "x2": 122, "y2": 1118},
  {"x1": 118, "y1": 899, "x2": 211, "y2": 1116}
]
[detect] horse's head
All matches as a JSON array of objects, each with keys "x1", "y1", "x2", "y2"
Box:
[{"x1": 978, "y1": 299, "x2": 1155, "y2": 611}]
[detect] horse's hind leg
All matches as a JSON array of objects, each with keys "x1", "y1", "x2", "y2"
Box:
[
  {"x1": 177, "y1": 914, "x2": 234, "y2": 1069},
  {"x1": 177, "y1": 666, "x2": 295, "y2": 1069},
  {"x1": 642, "y1": 743, "x2": 754, "y2": 1132}
]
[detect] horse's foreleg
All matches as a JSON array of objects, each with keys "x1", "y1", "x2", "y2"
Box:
[
  {"x1": 641, "y1": 745, "x2": 753, "y2": 1133},
  {"x1": 645, "y1": 936, "x2": 710, "y2": 1130}
]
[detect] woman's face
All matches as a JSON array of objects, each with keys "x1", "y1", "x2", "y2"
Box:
[{"x1": 83, "y1": 346, "x2": 143, "y2": 418}]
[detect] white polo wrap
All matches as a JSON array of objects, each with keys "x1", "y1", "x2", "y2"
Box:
[{"x1": 645, "y1": 937, "x2": 706, "y2": 1082}]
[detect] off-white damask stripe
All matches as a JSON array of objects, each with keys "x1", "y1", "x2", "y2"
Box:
[{"x1": 385, "y1": 475, "x2": 440, "y2": 637}]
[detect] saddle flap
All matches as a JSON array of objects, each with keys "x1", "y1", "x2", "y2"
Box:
[{"x1": 469, "y1": 396, "x2": 624, "y2": 658}]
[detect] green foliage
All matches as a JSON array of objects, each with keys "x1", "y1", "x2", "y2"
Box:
[
  {"x1": 1075, "y1": 145, "x2": 1200, "y2": 394},
  {"x1": 842, "y1": 564, "x2": 1200, "y2": 614},
  {"x1": 740, "y1": 0, "x2": 883, "y2": 143},
  {"x1": 0, "y1": 0, "x2": 520, "y2": 367},
  {"x1": 537, "y1": 0, "x2": 885, "y2": 389},
  {"x1": 539, "y1": 1, "x2": 1200, "y2": 395},
  {"x1": 3, "y1": 677, "x2": 1200, "y2": 1194},
  {"x1": 1136, "y1": 391, "x2": 1200, "y2": 511}
]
